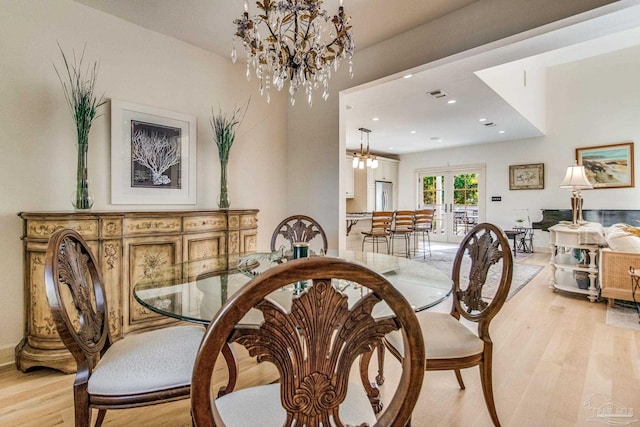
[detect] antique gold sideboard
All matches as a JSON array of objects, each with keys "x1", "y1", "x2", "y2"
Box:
[{"x1": 15, "y1": 209, "x2": 258, "y2": 373}]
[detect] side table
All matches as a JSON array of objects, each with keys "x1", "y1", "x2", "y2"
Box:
[
  {"x1": 504, "y1": 230, "x2": 525, "y2": 258},
  {"x1": 549, "y1": 223, "x2": 607, "y2": 302}
]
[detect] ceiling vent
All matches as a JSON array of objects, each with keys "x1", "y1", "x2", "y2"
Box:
[
  {"x1": 483, "y1": 122, "x2": 496, "y2": 127},
  {"x1": 427, "y1": 89, "x2": 447, "y2": 99}
]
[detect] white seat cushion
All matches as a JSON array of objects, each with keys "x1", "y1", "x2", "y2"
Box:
[
  {"x1": 215, "y1": 383, "x2": 378, "y2": 426},
  {"x1": 88, "y1": 325, "x2": 204, "y2": 396},
  {"x1": 386, "y1": 312, "x2": 484, "y2": 359}
]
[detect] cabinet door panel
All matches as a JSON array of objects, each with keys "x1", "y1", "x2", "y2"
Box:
[
  {"x1": 184, "y1": 232, "x2": 226, "y2": 260},
  {"x1": 123, "y1": 237, "x2": 182, "y2": 332}
]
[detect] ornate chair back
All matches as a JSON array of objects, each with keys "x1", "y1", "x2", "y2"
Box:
[
  {"x1": 270, "y1": 215, "x2": 328, "y2": 255},
  {"x1": 191, "y1": 257, "x2": 425, "y2": 427},
  {"x1": 452, "y1": 222, "x2": 513, "y2": 325}
]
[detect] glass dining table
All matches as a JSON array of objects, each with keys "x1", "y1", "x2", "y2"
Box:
[
  {"x1": 133, "y1": 249, "x2": 453, "y2": 404},
  {"x1": 133, "y1": 249, "x2": 452, "y2": 325}
]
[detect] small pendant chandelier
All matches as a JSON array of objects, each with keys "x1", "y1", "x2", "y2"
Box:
[
  {"x1": 232, "y1": 0, "x2": 354, "y2": 107},
  {"x1": 352, "y1": 127, "x2": 378, "y2": 169}
]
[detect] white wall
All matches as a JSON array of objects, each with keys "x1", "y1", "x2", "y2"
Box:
[
  {"x1": 0, "y1": 0, "x2": 288, "y2": 362},
  {"x1": 397, "y1": 44, "x2": 640, "y2": 249}
]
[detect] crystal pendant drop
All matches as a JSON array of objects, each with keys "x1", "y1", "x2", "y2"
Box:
[{"x1": 231, "y1": 39, "x2": 237, "y2": 63}]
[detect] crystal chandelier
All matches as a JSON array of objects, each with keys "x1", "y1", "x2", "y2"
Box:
[
  {"x1": 352, "y1": 128, "x2": 378, "y2": 169},
  {"x1": 232, "y1": 0, "x2": 354, "y2": 107}
]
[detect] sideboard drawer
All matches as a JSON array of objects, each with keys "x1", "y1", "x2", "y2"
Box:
[
  {"x1": 25, "y1": 219, "x2": 99, "y2": 239},
  {"x1": 123, "y1": 217, "x2": 182, "y2": 236},
  {"x1": 183, "y1": 214, "x2": 227, "y2": 232}
]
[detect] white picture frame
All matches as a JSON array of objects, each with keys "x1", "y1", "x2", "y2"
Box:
[{"x1": 111, "y1": 99, "x2": 197, "y2": 204}]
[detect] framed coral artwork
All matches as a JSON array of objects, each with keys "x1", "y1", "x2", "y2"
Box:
[
  {"x1": 111, "y1": 99, "x2": 197, "y2": 204},
  {"x1": 576, "y1": 142, "x2": 635, "y2": 189}
]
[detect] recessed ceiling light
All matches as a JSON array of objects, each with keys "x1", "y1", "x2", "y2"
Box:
[
  {"x1": 448, "y1": 100, "x2": 456, "y2": 104},
  {"x1": 403, "y1": 74, "x2": 413, "y2": 79},
  {"x1": 479, "y1": 118, "x2": 487, "y2": 122},
  {"x1": 372, "y1": 117, "x2": 379, "y2": 121},
  {"x1": 388, "y1": 147, "x2": 394, "y2": 150},
  {"x1": 438, "y1": 139, "x2": 443, "y2": 143},
  {"x1": 498, "y1": 130, "x2": 505, "y2": 134},
  {"x1": 410, "y1": 130, "x2": 417, "y2": 134}
]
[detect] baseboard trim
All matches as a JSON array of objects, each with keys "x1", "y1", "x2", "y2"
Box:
[{"x1": 0, "y1": 345, "x2": 16, "y2": 369}]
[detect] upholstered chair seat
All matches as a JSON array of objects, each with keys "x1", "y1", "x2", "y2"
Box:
[
  {"x1": 215, "y1": 383, "x2": 378, "y2": 426},
  {"x1": 88, "y1": 325, "x2": 204, "y2": 396},
  {"x1": 385, "y1": 312, "x2": 484, "y2": 359}
]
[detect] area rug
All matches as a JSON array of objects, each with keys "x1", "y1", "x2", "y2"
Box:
[
  {"x1": 606, "y1": 301, "x2": 640, "y2": 331},
  {"x1": 415, "y1": 248, "x2": 543, "y2": 301}
]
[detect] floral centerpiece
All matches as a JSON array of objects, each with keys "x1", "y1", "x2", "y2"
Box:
[
  {"x1": 210, "y1": 100, "x2": 249, "y2": 209},
  {"x1": 53, "y1": 44, "x2": 105, "y2": 210}
]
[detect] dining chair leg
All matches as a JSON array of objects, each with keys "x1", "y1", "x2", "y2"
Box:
[
  {"x1": 454, "y1": 369, "x2": 465, "y2": 389},
  {"x1": 480, "y1": 358, "x2": 501, "y2": 427},
  {"x1": 95, "y1": 409, "x2": 107, "y2": 427}
]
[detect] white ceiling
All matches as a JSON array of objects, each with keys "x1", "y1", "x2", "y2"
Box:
[
  {"x1": 73, "y1": 0, "x2": 640, "y2": 156},
  {"x1": 73, "y1": 0, "x2": 477, "y2": 56}
]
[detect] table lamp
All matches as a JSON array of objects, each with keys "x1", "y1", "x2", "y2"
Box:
[{"x1": 560, "y1": 162, "x2": 593, "y2": 227}]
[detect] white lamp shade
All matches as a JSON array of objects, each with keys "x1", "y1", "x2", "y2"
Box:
[{"x1": 560, "y1": 165, "x2": 593, "y2": 189}]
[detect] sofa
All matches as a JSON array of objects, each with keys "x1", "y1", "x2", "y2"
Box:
[{"x1": 600, "y1": 223, "x2": 640, "y2": 306}]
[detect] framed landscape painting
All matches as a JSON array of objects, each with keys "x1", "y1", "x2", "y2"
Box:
[
  {"x1": 509, "y1": 163, "x2": 544, "y2": 190},
  {"x1": 111, "y1": 99, "x2": 197, "y2": 204},
  {"x1": 576, "y1": 142, "x2": 634, "y2": 189}
]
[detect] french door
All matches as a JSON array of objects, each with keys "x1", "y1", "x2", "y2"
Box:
[{"x1": 416, "y1": 165, "x2": 485, "y2": 243}]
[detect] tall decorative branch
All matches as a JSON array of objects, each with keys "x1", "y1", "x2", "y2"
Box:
[
  {"x1": 53, "y1": 44, "x2": 106, "y2": 210},
  {"x1": 210, "y1": 99, "x2": 250, "y2": 208},
  {"x1": 131, "y1": 130, "x2": 181, "y2": 185}
]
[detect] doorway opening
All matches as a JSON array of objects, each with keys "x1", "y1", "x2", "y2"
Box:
[{"x1": 417, "y1": 165, "x2": 485, "y2": 243}]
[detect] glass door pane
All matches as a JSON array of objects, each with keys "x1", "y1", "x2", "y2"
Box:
[
  {"x1": 418, "y1": 173, "x2": 448, "y2": 241},
  {"x1": 453, "y1": 173, "x2": 479, "y2": 239},
  {"x1": 418, "y1": 167, "x2": 483, "y2": 243}
]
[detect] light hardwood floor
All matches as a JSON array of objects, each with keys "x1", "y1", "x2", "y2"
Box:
[{"x1": 1, "y1": 253, "x2": 639, "y2": 426}]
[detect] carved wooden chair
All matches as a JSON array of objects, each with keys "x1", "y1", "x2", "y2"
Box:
[
  {"x1": 270, "y1": 214, "x2": 328, "y2": 255},
  {"x1": 361, "y1": 211, "x2": 393, "y2": 254},
  {"x1": 44, "y1": 229, "x2": 204, "y2": 427},
  {"x1": 390, "y1": 210, "x2": 415, "y2": 258},
  {"x1": 412, "y1": 209, "x2": 434, "y2": 258},
  {"x1": 382, "y1": 223, "x2": 513, "y2": 427},
  {"x1": 191, "y1": 256, "x2": 425, "y2": 427}
]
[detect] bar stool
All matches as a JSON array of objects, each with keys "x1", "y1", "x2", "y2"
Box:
[
  {"x1": 361, "y1": 211, "x2": 393, "y2": 253},
  {"x1": 390, "y1": 210, "x2": 415, "y2": 258},
  {"x1": 413, "y1": 209, "x2": 434, "y2": 258}
]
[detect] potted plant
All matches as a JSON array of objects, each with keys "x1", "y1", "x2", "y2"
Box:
[
  {"x1": 209, "y1": 100, "x2": 249, "y2": 209},
  {"x1": 53, "y1": 44, "x2": 105, "y2": 210}
]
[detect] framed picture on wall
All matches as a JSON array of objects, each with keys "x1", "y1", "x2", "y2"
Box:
[
  {"x1": 111, "y1": 99, "x2": 197, "y2": 204},
  {"x1": 576, "y1": 142, "x2": 635, "y2": 189},
  {"x1": 509, "y1": 163, "x2": 544, "y2": 190}
]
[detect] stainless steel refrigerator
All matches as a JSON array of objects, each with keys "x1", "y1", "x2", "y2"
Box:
[{"x1": 375, "y1": 181, "x2": 393, "y2": 211}]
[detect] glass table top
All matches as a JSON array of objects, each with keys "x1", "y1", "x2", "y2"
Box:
[{"x1": 133, "y1": 250, "x2": 453, "y2": 326}]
